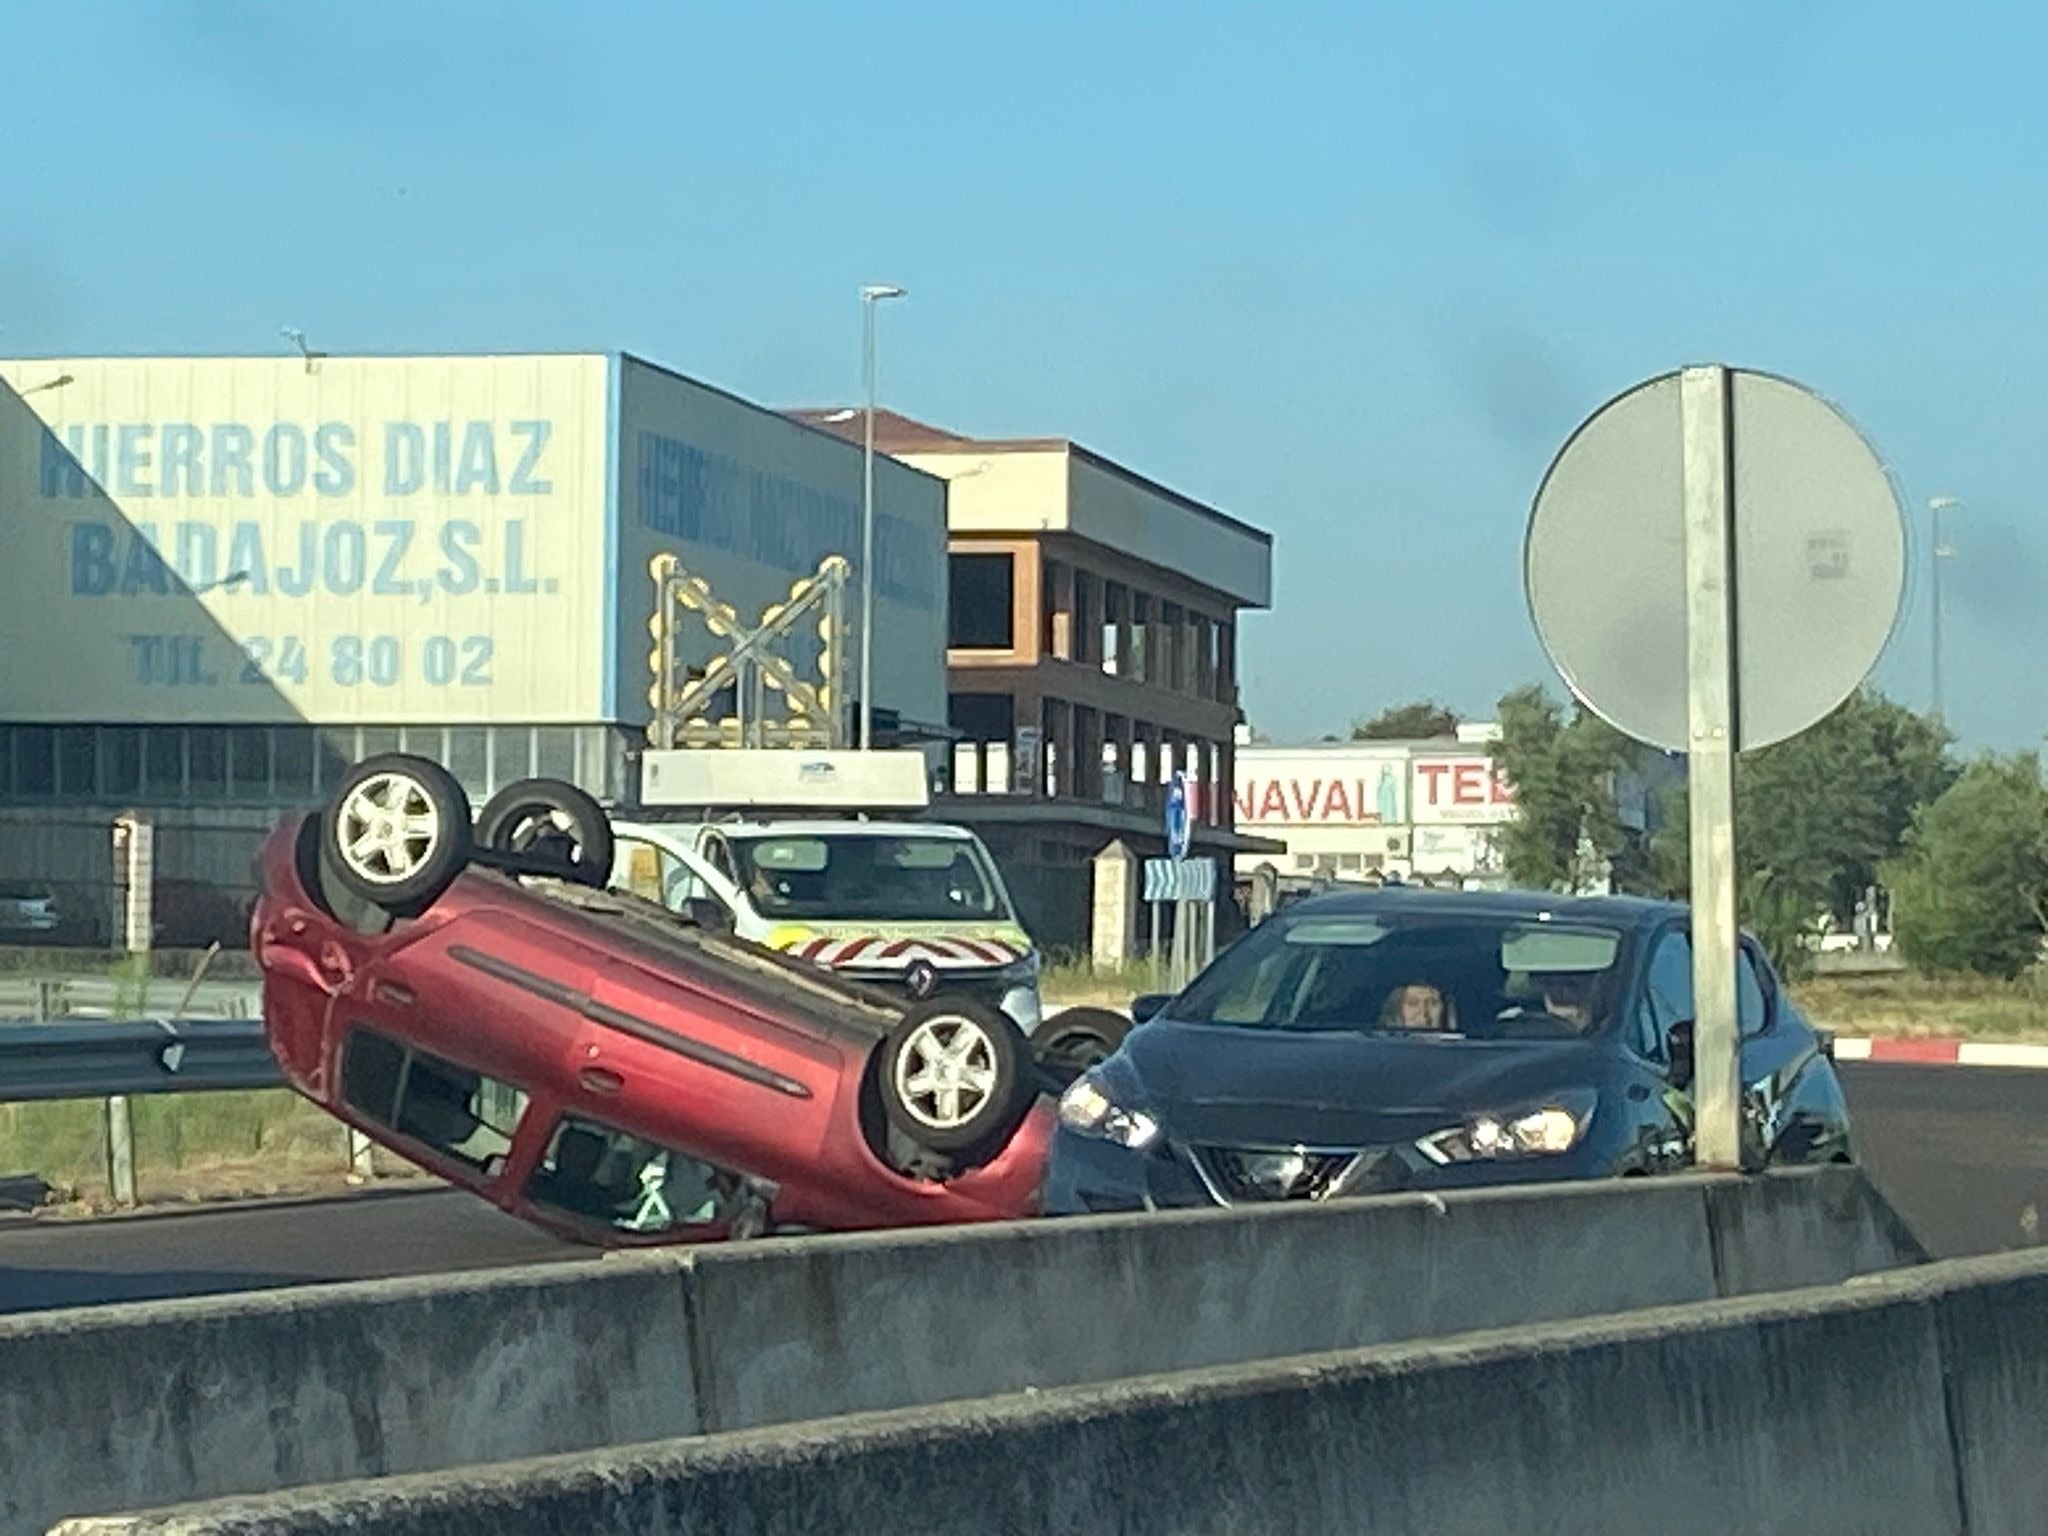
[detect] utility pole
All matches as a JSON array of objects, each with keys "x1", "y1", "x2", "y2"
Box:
[{"x1": 859, "y1": 283, "x2": 907, "y2": 749}]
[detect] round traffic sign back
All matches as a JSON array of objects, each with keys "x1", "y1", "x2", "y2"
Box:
[{"x1": 1524, "y1": 369, "x2": 1906, "y2": 753}]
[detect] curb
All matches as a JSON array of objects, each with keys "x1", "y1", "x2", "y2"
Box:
[{"x1": 1830, "y1": 1037, "x2": 2048, "y2": 1069}]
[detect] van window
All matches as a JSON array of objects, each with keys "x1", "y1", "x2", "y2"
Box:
[
  {"x1": 616, "y1": 836, "x2": 699, "y2": 908},
  {"x1": 729, "y1": 833, "x2": 1007, "y2": 922},
  {"x1": 340, "y1": 1027, "x2": 529, "y2": 1173},
  {"x1": 524, "y1": 1113, "x2": 751, "y2": 1235}
]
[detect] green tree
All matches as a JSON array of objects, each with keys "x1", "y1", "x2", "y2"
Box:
[
  {"x1": 1651, "y1": 689, "x2": 1955, "y2": 974},
  {"x1": 1491, "y1": 685, "x2": 1640, "y2": 892},
  {"x1": 1352, "y1": 700, "x2": 1460, "y2": 741},
  {"x1": 1886, "y1": 754, "x2": 2048, "y2": 978}
]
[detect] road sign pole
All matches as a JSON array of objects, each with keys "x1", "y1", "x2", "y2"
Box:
[{"x1": 1680, "y1": 365, "x2": 1744, "y2": 1171}]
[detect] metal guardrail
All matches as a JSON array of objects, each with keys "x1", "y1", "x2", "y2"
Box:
[{"x1": 0, "y1": 1017, "x2": 280, "y2": 1103}]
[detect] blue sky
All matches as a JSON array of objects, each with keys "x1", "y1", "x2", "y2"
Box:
[{"x1": 5, "y1": 2, "x2": 2043, "y2": 749}]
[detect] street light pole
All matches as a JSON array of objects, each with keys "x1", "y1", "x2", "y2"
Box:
[
  {"x1": 1928, "y1": 495, "x2": 1961, "y2": 727},
  {"x1": 859, "y1": 283, "x2": 906, "y2": 751}
]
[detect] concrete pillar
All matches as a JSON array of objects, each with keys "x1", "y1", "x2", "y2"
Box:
[
  {"x1": 1091, "y1": 839, "x2": 1139, "y2": 970},
  {"x1": 1014, "y1": 546, "x2": 1045, "y2": 662},
  {"x1": 105, "y1": 1095, "x2": 136, "y2": 1208}
]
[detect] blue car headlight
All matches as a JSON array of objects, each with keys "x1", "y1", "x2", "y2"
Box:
[
  {"x1": 1057, "y1": 1071, "x2": 1161, "y2": 1150},
  {"x1": 1416, "y1": 1090, "x2": 1597, "y2": 1166}
]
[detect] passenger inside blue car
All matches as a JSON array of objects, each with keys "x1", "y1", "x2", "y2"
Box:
[{"x1": 1381, "y1": 982, "x2": 1450, "y2": 1031}]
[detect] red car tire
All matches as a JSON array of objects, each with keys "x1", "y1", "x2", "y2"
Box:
[
  {"x1": 878, "y1": 998, "x2": 1035, "y2": 1157},
  {"x1": 322, "y1": 754, "x2": 475, "y2": 916},
  {"x1": 477, "y1": 778, "x2": 615, "y2": 888}
]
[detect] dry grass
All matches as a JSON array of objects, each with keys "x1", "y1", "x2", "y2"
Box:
[
  {"x1": 1792, "y1": 971, "x2": 2048, "y2": 1041},
  {"x1": 0, "y1": 1090, "x2": 426, "y2": 1210},
  {"x1": 1042, "y1": 957, "x2": 1171, "y2": 1011},
  {"x1": 1048, "y1": 958, "x2": 2048, "y2": 1042}
]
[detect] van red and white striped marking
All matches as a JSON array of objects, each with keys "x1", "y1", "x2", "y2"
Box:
[{"x1": 794, "y1": 935, "x2": 1026, "y2": 968}]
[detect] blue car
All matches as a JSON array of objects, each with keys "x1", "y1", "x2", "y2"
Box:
[{"x1": 1044, "y1": 886, "x2": 1853, "y2": 1213}]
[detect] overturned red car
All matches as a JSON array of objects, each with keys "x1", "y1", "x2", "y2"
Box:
[{"x1": 251, "y1": 753, "x2": 1054, "y2": 1246}]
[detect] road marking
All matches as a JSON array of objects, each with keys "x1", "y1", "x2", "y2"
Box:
[
  {"x1": 1830, "y1": 1037, "x2": 2048, "y2": 1070},
  {"x1": 1956, "y1": 1042, "x2": 2048, "y2": 1070}
]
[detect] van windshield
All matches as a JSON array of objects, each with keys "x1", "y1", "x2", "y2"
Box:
[{"x1": 729, "y1": 833, "x2": 1008, "y2": 923}]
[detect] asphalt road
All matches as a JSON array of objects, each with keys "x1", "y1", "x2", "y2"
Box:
[
  {"x1": 0, "y1": 1187, "x2": 581, "y2": 1313},
  {"x1": 1, "y1": 1061, "x2": 2042, "y2": 1315},
  {"x1": 1837, "y1": 1062, "x2": 2048, "y2": 1260}
]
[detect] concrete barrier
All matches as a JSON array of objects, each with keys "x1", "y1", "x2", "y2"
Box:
[
  {"x1": 1930, "y1": 1249, "x2": 2048, "y2": 1535},
  {"x1": 0, "y1": 1261, "x2": 700, "y2": 1536},
  {"x1": 687, "y1": 1163, "x2": 1919, "y2": 1429},
  {"x1": 58, "y1": 1252, "x2": 2013, "y2": 1536},
  {"x1": 4, "y1": 1166, "x2": 1921, "y2": 1535},
  {"x1": 686, "y1": 1173, "x2": 1725, "y2": 1428},
  {"x1": 1699, "y1": 1158, "x2": 1929, "y2": 1292}
]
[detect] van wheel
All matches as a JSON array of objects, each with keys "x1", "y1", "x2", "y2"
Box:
[
  {"x1": 324, "y1": 755, "x2": 473, "y2": 915},
  {"x1": 879, "y1": 999, "x2": 1034, "y2": 1157},
  {"x1": 477, "y1": 779, "x2": 615, "y2": 887}
]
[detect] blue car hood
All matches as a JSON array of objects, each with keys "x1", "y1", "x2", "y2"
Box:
[{"x1": 1115, "y1": 1018, "x2": 1612, "y2": 1148}]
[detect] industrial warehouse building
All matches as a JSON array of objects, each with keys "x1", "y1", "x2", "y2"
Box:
[
  {"x1": 0, "y1": 354, "x2": 1277, "y2": 953},
  {"x1": 0, "y1": 352, "x2": 950, "y2": 942}
]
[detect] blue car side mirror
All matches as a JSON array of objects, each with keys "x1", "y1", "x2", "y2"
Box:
[{"x1": 1130, "y1": 994, "x2": 1170, "y2": 1025}]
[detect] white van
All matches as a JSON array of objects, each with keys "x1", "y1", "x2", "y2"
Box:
[{"x1": 609, "y1": 750, "x2": 1043, "y2": 1034}]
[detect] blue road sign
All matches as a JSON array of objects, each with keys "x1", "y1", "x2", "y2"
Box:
[{"x1": 1164, "y1": 771, "x2": 1191, "y2": 861}]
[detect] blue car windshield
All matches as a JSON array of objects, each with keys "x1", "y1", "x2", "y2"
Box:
[{"x1": 1168, "y1": 911, "x2": 1627, "y2": 1040}]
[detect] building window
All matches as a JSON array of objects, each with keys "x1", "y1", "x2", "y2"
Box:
[
  {"x1": 448, "y1": 728, "x2": 490, "y2": 797},
  {"x1": 17, "y1": 728, "x2": 55, "y2": 796},
  {"x1": 317, "y1": 731, "x2": 354, "y2": 794},
  {"x1": 536, "y1": 727, "x2": 577, "y2": 784},
  {"x1": 103, "y1": 728, "x2": 143, "y2": 799},
  {"x1": 144, "y1": 728, "x2": 184, "y2": 796},
  {"x1": 188, "y1": 729, "x2": 228, "y2": 799},
  {"x1": 492, "y1": 727, "x2": 534, "y2": 785},
  {"x1": 1101, "y1": 582, "x2": 1125, "y2": 676},
  {"x1": 948, "y1": 552, "x2": 1015, "y2": 650},
  {"x1": 0, "y1": 727, "x2": 12, "y2": 796},
  {"x1": 359, "y1": 727, "x2": 401, "y2": 760},
  {"x1": 1129, "y1": 594, "x2": 1151, "y2": 683},
  {"x1": 399, "y1": 726, "x2": 446, "y2": 759},
  {"x1": 947, "y1": 692, "x2": 1016, "y2": 743},
  {"x1": 230, "y1": 727, "x2": 271, "y2": 800},
  {"x1": 57, "y1": 727, "x2": 96, "y2": 798},
  {"x1": 276, "y1": 729, "x2": 316, "y2": 802}
]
